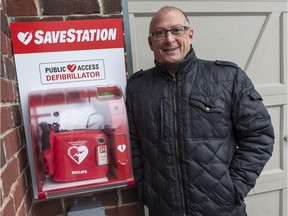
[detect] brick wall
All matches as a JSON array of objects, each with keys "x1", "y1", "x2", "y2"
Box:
[{"x1": 0, "y1": 0, "x2": 140, "y2": 216}]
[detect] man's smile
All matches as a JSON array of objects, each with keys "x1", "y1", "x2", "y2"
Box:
[{"x1": 163, "y1": 46, "x2": 179, "y2": 53}]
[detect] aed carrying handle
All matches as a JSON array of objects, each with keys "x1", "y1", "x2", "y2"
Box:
[
  {"x1": 39, "y1": 122, "x2": 55, "y2": 176},
  {"x1": 39, "y1": 122, "x2": 51, "y2": 151}
]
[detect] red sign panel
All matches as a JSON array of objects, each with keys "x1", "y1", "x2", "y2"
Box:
[{"x1": 10, "y1": 18, "x2": 124, "y2": 54}]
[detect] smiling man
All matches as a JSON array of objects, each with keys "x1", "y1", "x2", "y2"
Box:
[
  {"x1": 148, "y1": 7, "x2": 192, "y2": 69},
  {"x1": 126, "y1": 6, "x2": 274, "y2": 216}
]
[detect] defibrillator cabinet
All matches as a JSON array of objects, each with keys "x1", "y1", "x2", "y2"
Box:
[{"x1": 28, "y1": 85, "x2": 134, "y2": 199}]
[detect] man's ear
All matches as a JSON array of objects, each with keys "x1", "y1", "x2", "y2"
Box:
[
  {"x1": 148, "y1": 36, "x2": 153, "y2": 51},
  {"x1": 188, "y1": 29, "x2": 193, "y2": 43}
]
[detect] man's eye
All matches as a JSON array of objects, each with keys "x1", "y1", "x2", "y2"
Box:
[
  {"x1": 171, "y1": 28, "x2": 182, "y2": 34},
  {"x1": 155, "y1": 30, "x2": 166, "y2": 36}
]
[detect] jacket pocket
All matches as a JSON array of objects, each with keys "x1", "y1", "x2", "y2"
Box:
[
  {"x1": 189, "y1": 95, "x2": 229, "y2": 138},
  {"x1": 248, "y1": 90, "x2": 263, "y2": 101},
  {"x1": 189, "y1": 95, "x2": 225, "y2": 113}
]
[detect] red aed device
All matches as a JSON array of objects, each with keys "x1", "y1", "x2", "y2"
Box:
[
  {"x1": 29, "y1": 85, "x2": 134, "y2": 199},
  {"x1": 40, "y1": 125, "x2": 109, "y2": 182}
]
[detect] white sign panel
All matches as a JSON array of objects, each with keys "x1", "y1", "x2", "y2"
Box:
[{"x1": 10, "y1": 18, "x2": 128, "y2": 199}]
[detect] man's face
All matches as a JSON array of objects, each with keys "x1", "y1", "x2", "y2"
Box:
[{"x1": 148, "y1": 9, "x2": 193, "y2": 65}]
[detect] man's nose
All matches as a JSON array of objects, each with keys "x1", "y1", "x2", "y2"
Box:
[{"x1": 164, "y1": 31, "x2": 175, "y2": 42}]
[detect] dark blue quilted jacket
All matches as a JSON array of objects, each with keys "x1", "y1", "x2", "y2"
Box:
[{"x1": 126, "y1": 47, "x2": 274, "y2": 216}]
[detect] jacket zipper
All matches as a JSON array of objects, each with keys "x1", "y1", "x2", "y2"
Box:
[{"x1": 172, "y1": 77, "x2": 186, "y2": 216}]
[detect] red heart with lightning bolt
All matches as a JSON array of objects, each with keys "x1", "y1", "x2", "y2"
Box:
[
  {"x1": 67, "y1": 64, "x2": 77, "y2": 72},
  {"x1": 68, "y1": 146, "x2": 88, "y2": 164}
]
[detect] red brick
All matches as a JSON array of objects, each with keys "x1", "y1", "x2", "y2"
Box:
[
  {"x1": 120, "y1": 187, "x2": 138, "y2": 204},
  {"x1": 23, "y1": 186, "x2": 33, "y2": 215},
  {"x1": 11, "y1": 105, "x2": 22, "y2": 127},
  {"x1": 1, "y1": 10, "x2": 10, "y2": 36},
  {"x1": 103, "y1": 0, "x2": 122, "y2": 14},
  {"x1": 118, "y1": 203, "x2": 139, "y2": 216},
  {"x1": 13, "y1": 174, "x2": 27, "y2": 211},
  {"x1": 4, "y1": 0, "x2": 38, "y2": 16},
  {"x1": 74, "y1": 0, "x2": 100, "y2": 14},
  {"x1": 105, "y1": 204, "x2": 140, "y2": 216},
  {"x1": 32, "y1": 199, "x2": 64, "y2": 216},
  {"x1": 4, "y1": 56, "x2": 16, "y2": 80},
  {"x1": 18, "y1": 126, "x2": 26, "y2": 148},
  {"x1": 105, "y1": 207, "x2": 118, "y2": 216},
  {"x1": 1, "y1": 0, "x2": 7, "y2": 14},
  {"x1": 16, "y1": 202, "x2": 27, "y2": 216},
  {"x1": 3, "y1": 129, "x2": 21, "y2": 160},
  {"x1": 0, "y1": 78, "x2": 15, "y2": 102},
  {"x1": 1, "y1": 157, "x2": 19, "y2": 198},
  {"x1": 0, "y1": 106, "x2": 13, "y2": 133},
  {"x1": 0, "y1": 196, "x2": 16, "y2": 216},
  {"x1": 1, "y1": 54, "x2": 5, "y2": 78},
  {"x1": 17, "y1": 147, "x2": 28, "y2": 172},
  {"x1": 14, "y1": 83, "x2": 20, "y2": 102},
  {"x1": 7, "y1": 37, "x2": 13, "y2": 58},
  {"x1": 42, "y1": 0, "x2": 100, "y2": 15},
  {"x1": 1, "y1": 140, "x2": 7, "y2": 168},
  {"x1": 96, "y1": 190, "x2": 119, "y2": 206},
  {"x1": 1, "y1": 31, "x2": 9, "y2": 55},
  {"x1": 42, "y1": 0, "x2": 73, "y2": 15}
]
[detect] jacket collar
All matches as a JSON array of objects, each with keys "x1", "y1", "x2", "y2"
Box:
[{"x1": 154, "y1": 46, "x2": 197, "y2": 80}]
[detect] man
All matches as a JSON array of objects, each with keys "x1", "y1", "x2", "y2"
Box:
[{"x1": 126, "y1": 6, "x2": 274, "y2": 216}]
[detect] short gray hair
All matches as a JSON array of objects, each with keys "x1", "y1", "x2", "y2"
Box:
[{"x1": 149, "y1": 6, "x2": 190, "y2": 34}]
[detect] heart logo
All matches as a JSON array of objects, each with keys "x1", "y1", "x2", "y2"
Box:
[
  {"x1": 117, "y1": 144, "x2": 126, "y2": 153},
  {"x1": 68, "y1": 146, "x2": 88, "y2": 164},
  {"x1": 17, "y1": 32, "x2": 32, "y2": 45},
  {"x1": 67, "y1": 64, "x2": 77, "y2": 72}
]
